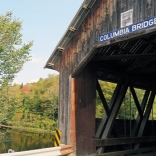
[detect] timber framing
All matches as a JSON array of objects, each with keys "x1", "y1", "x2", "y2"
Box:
[{"x1": 45, "y1": 0, "x2": 156, "y2": 155}]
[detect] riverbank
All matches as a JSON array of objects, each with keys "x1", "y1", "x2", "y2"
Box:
[
  {"x1": 0, "y1": 124, "x2": 55, "y2": 134},
  {"x1": 0, "y1": 127, "x2": 55, "y2": 153}
]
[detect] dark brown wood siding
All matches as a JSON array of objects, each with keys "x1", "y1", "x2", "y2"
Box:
[
  {"x1": 54, "y1": 0, "x2": 156, "y2": 75},
  {"x1": 55, "y1": 0, "x2": 156, "y2": 148}
]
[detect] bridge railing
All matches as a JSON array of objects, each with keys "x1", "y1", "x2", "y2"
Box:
[{"x1": 0, "y1": 145, "x2": 73, "y2": 156}]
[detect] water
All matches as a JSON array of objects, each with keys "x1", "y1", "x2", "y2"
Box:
[{"x1": 0, "y1": 129, "x2": 55, "y2": 154}]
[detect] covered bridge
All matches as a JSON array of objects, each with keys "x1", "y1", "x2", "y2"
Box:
[{"x1": 45, "y1": 0, "x2": 156, "y2": 155}]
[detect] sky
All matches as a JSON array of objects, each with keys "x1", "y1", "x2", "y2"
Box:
[{"x1": 0, "y1": 0, "x2": 84, "y2": 84}]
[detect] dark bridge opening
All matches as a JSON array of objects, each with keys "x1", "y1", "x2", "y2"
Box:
[
  {"x1": 89, "y1": 32, "x2": 156, "y2": 155},
  {"x1": 90, "y1": 31, "x2": 156, "y2": 89}
]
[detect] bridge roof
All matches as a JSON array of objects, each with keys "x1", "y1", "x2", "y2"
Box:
[
  {"x1": 45, "y1": 0, "x2": 156, "y2": 89},
  {"x1": 90, "y1": 29, "x2": 156, "y2": 89},
  {"x1": 44, "y1": 0, "x2": 96, "y2": 69}
]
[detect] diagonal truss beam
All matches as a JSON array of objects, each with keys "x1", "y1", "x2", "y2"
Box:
[
  {"x1": 95, "y1": 78, "x2": 124, "y2": 139},
  {"x1": 134, "y1": 87, "x2": 156, "y2": 149},
  {"x1": 96, "y1": 79, "x2": 110, "y2": 116},
  {"x1": 101, "y1": 79, "x2": 129, "y2": 139},
  {"x1": 95, "y1": 78, "x2": 155, "y2": 154},
  {"x1": 96, "y1": 78, "x2": 129, "y2": 154},
  {"x1": 130, "y1": 85, "x2": 143, "y2": 118},
  {"x1": 131, "y1": 89, "x2": 150, "y2": 137}
]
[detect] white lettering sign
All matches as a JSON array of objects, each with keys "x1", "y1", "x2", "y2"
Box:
[{"x1": 99, "y1": 16, "x2": 156, "y2": 43}]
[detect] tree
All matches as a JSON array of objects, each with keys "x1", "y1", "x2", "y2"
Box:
[
  {"x1": 96, "y1": 80, "x2": 117, "y2": 118},
  {"x1": 0, "y1": 12, "x2": 33, "y2": 86},
  {"x1": 1, "y1": 74, "x2": 59, "y2": 130}
]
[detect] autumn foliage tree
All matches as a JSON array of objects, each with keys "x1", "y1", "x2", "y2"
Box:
[{"x1": 6, "y1": 74, "x2": 59, "y2": 131}]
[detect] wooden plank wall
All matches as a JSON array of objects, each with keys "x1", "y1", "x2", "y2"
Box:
[
  {"x1": 54, "y1": 0, "x2": 156, "y2": 149},
  {"x1": 55, "y1": 0, "x2": 156, "y2": 74},
  {"x1": 73, "y1": 66, "x2": 96, "y2": 155}
]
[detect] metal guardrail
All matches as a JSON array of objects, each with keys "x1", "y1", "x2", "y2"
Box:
[{"x1": 0, "y1": 145, "x2": 74, "y2": 156}]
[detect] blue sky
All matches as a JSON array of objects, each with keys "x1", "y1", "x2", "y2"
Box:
[{"x1": 0, "y1": 0, "x2": 83, "y2": 84}]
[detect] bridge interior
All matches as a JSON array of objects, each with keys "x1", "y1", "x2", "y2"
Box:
[
  {"x1": 88, "y1": 32, "x2": 156, "y2": 155},
  {"x1": 90, "y1": 31, "x2": 156, "y2": 88}
]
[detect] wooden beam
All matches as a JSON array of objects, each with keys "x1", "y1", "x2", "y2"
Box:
[
  {"x1": 130, "y1": 85, "x2": 143, "y2": 118},
  {"x1": 93, "y1": 136, "x2": 156, "y2": 147},
  {"x1": 131, "y1": 89, "x2": 150, "y2": 136},
  {"x1": 74, "y1": 66, "x2": 96, "y2": 155},
  {"x1": 91, "y1": 147, "x2": 156, "y2": 156},
  {"x1": 101, "y1": 79, "x2": 129, "y2": 139},
  {"x1": 137, "y1": 88, "x2": 156, "y2": 136},
  {"x1": 96, "y1": 79, "x2": 110, "y2": 116},
  {"x1": 72, "y1": 47, "x2": 99, "y2": 77},
  {"x1": 96, "y1": 79, "x2": 129, "y2": 154},
  {"x1": 134, "y1": 88, "x2": 156, "y2": 149},
  {"x1": 95, "y1": 78, "x2": 124, "y2": 139},
  {"x1": 126, "y1": 57, "x2": 156, "y2": 72},
  {"x1": 92, "y1": 53, "x2": 156, "y2": 61}
]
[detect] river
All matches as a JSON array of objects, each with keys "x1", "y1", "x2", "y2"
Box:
[{"x1": 0, "y1": 129, "x2": 55, "y2": 154}]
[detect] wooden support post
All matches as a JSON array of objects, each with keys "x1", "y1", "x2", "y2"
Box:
[
  {"x1": 67, "y1": 76, "x2": 76, "y2": 156},
  {"x1": 58, "y1": 70, "x2": 70, "y2": 144},
  {"x1": 68, "y1": 66, "x2": 96, "y2": 156}
]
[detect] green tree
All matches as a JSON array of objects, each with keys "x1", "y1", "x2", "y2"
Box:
[
  {"x1": 96, "y1": 80, "x2": 117, "y2": 118},
  {"x1": 5, "y1": 74, "x2": 60, "y2": 131},
  {"x1": 0, "y1": 12, "x2": 33, "y2": 126},
  {"x1": 0, "y1": 12, "x2": 33, "y2": 86}
]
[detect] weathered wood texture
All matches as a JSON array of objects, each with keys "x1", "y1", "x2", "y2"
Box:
[
  {"x1": 58, "y1": 65, "x2": 96, "y2": 153},
  {"x1": 74, "y1": 66, "x2": 96, "y2": 155},
  {"x1": 91, "y1": 147, "x2": 156, "y2": 156},
  {"x1": 54, "y1": 0, "x2": 156, "y2": 155},
  {"x1": 95, "y1": 119, "x2": 156, "y2": 137},
  {"x1": 93, "y1": 136, "x2": 156, "y2": 146},
  {"x1": 64, "y1": 66, "x2": 96, "y2": 156},
  {"x1": 67, "y1": 77, "x2": 76, "y2": 154},
  {"x1": 54, "y1": 0, "x2": 156, "y2": 74}
]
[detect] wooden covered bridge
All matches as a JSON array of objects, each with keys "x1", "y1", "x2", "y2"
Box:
[{"x1": 45, "y1": 0, "x2": 156, "y2": 155}]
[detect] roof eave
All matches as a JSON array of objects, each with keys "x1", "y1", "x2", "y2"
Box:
[{"x1": 44, "y1": 0, "x2": 96, "y2": 69}]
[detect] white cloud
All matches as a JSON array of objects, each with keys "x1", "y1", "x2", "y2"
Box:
[
  {"x1": 30, "y1": 56, "x2": 42, "y2": 63},
  {"x1": 30, "y1": 78, "x2": 39, "y2": 83},
  {"x1": 13, "y1": 78, "x2": 40, "y2": 85},
  {"x1": 12, "y1": 79, "x2": 21, "y2": 85}
]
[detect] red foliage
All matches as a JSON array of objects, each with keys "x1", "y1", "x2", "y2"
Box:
[{"x1": 20, "y1": 87, "x2": 30, "y2": 93}]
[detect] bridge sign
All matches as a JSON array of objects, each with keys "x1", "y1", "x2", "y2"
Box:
[{"x1": 98, "y1": 16, "x2": 156, "y2": 43}]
